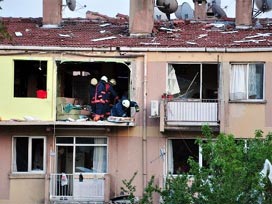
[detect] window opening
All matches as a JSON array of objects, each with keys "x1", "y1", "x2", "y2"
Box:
[
  {"x1": 168, "y1": 64, "x2": 218, "y2": 99},
  {"x1": 13, "y1": 136, "x2": 45, "y2": 173},
  {"x1": 168, "y1": 139, "x2": 200, "y2": 174},
  {"x1": 56, "y1": 137, "x2": 108, "y2": 174},
  {"x1": 14, "y1": 60, "x2": 47, "y2": 98},
  {"x1": 230, "y1": 63, "x2": 264, "y2": 100}
]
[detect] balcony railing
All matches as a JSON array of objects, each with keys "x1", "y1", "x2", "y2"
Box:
[
  {"x1": 50, "y1": 173, "x2": 106, "y2": 203},
  {"x1": 160, "y1": 99, "x2": 219, "y2": 131}
]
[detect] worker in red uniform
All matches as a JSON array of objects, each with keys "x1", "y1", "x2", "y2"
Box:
[
  {"x1": 93, "y1": 76, "x2": 108, "y2": 121},
  {"x1": 105, "y1": 78, "x2": 118, "y2": 117}
]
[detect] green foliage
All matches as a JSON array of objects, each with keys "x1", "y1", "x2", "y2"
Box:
[
  {"x1": 0, "y1": 21, "x2": 12, "y2": 41},
  {"x1": 140, "y1": 175, "x2": 159, "y2": 204},
  {"x1": 121, "y1": 171, "x2": 138, "y2": 203},
  {"x1": 121, "y1": 126, "x2": 272, "y2": 203},
  {"x1": 159, "y1": 173, "x2": 194, "y2": 204},
  {"x1": 188, "y1": 126, "x2": 272, "y2": 204}
]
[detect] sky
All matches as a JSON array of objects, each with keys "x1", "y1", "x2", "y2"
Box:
[{"x1": 0, "y1": 0, "x2": 271, "y2": 19}]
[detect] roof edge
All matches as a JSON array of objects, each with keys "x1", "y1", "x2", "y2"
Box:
[{"x1": 1, "y1": 45, "x2": 272, "y2": 53}]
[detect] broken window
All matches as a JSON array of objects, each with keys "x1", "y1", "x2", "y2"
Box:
[
  {"x1": 167, "y1": 139, "x2": 201, "y2": 174},
  {"x1": 230, "y1": 63, "x2": 264, "y2": 100},
  {"x1": 12, "y1": 136, "x2": 45, "y2": 173},
  {"x1": 167, "y1": 64, "x2": 218, "y2": 99},
  {"x1": 56, "y1": 137, "x2": 108, "y2": 174},
  {"x1": 14, "y1": 60, "x2": 47, "y2": 98}
]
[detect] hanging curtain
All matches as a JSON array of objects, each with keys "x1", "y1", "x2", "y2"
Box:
[
  {"x1": 167, "y1": 140, "x2": 174, "y2": 174},
  {"x1": 13, "y1": 138, "x2": 17, "y2": 172},
  {"x1": 93, "y1": 138, "x2": 106, "y2": 173},
  {"x1": 230, "y1": 64, "x2": 247, "y2": 100},
  {"x1": 248, "y1": 64, "x2": 257, "y2": 99},
  {"x1": 167, "y1": 65, "x2": 180, "y2": 95}
]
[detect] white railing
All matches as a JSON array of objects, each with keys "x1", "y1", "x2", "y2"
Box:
[
  {"x1": 165, "y1": 99, "x2": 218, "y2": 126},
  {"x1": 50, "y1": 173, "x2": 105, "y2": 202}
]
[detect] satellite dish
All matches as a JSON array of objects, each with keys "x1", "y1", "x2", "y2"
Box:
[
  {"x1": 175, "y1": 2, "x2": 194, "y2": 20},
  {"x1": 207, "y1": 0, "x2": 221, "y2": 6},
  {"x1": 211, "y1": 2, "x2": 227, "y2": 19},
  {"x1": 66, "y1": 0, "x2": 76, "y2": 11},
  {"x1": 156, "y1": 0, "x2": 178, "y2": 20},
  {"x1": 255, "y1": 0, "x2": 272, "y2": 12},
  {"x1": 154, "y1": 7, "x2": 168, "y2": 21}
]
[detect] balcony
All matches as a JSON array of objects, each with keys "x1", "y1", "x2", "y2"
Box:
[
  {"x1": 50, "y1": 173, "x2": 109, "y2": 203},
  {"x1": 160, "y1": 99, "x2": 219, "y2": 132}
]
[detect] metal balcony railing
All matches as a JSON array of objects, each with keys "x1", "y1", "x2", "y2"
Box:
[
  {"x1": 163, "y1": 99, "x2": 219, "y2": 127},
  {"x1": 50, "y1": 173, "x2": 105, "y2": 203}
]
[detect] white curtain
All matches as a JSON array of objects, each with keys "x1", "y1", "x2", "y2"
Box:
[
  {"x1": 93, "y1": 138, "x2": 106, "y2": 173},
  {"x1": 167, "y1": 140, "x2": 174, "y2": 174},
  {"x1": 248, "y1": 64, "x2": 257, "y2": 99},
  {"x1": 230, "y1": 64, "x2": 247, "y2": 100},
  {"x1": 167, "y1": 65, "x2": 180, "y2": 95},
  {"x1": 12, "y1": 138, "x2": 17, "y2": 172}
]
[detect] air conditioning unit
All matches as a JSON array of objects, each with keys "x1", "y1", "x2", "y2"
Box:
[{"x1": 150, "y1": 100, "x2": 159, "y2": 117}]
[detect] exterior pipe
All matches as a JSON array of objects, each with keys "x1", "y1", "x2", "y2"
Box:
[{"x1": 142, "y1": 52, "x2": 147, "y2": 189}]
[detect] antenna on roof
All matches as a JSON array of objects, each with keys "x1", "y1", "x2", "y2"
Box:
[
  {"x1": 66, "y1": 0, "x2": 76, "y2": 11},
  {"x1": 175, "y1": 2, "x2": 194, "y2": 20},
  {"x1": 253, "y1": 0, "x2": 272, "y2": 17},
  {"x1": 207, "y1": 0, "x2": 227, "y2": 19}
]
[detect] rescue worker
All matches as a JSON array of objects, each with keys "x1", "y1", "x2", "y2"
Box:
[
  {"x1": 89, "y1": 78, "x2": 98, "y2": 118},
  {"x1": 120, "y1": 94, "x2": 140, "y2": 116},
  {"x1": 105, "y1": 78, "x2": 118, "y2": 117},
  {"x1": 93, "y1": 76, "x2": 108, "y2": 121},
  {"x1": 110, "y1": 99, "x2": 130, "y2": 117}
]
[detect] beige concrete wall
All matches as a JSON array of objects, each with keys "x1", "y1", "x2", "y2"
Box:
[
  {"x1": 6, "y1": 178, "x2": 45, "y2": 204},
  {"x1": 0, "y1": 134, "x2": 11, "y2": 200}
]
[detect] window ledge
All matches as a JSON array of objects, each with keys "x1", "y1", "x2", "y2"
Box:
[
  {"x1": 229, "y1": 100, "x2": 267, "y2": 104},
  {"x1": 9, "y1": 173, "x2": 45, "y2": 179}
]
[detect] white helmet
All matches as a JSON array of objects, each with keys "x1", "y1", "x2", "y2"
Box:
[
  {"x1": 109, "y1": 78, "x2": 116, "y2": 86},
  {"x1": 90, "y1": 78, "x2": 98, "y2": 86},
  {"x1": 122, "y1": 99, "x2": 130, "y2": 108},
  {"x1": 101, "y1": 76, "x2": 108, "y2": 82}
]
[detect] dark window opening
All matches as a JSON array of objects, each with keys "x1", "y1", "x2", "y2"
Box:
[
  {"x1": 14, "y1": 60, "x2": 47, "y2": 97},
  {"x1": 169, "y1": 139, "x2": 199, "y2": 174},
  {"x1": 169, "y1": 64, "x2": 218, "y2": 99},
  {"x1": 15, "y1": 137, "x2": 28, "y2": 172},
  {"x1": 57, "y1": 61, "x2": 130, "y2": 104},
  {"x1": 13, "y1": 137, "x2": 45, "y2": 172},
  {"x1": 56, "y1": 61, "x2": 132, "y2": 120}
]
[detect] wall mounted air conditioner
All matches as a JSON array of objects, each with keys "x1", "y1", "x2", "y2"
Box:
[{"x1": 150, "y1": 100, "x2": 159, "y2": 117}]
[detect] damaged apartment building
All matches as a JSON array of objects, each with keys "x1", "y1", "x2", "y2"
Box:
[{"x1": 0, "y1": 0, "x2": 272, "y2": 203}]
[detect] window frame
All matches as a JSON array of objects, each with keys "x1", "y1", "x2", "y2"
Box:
[
  {"x1": 167, "y1": 138, "x2": 203, "y2": 175},
  {"x1": 167, "y1": 63, "x2": 219, "y2": 100},
  {"x1": 229, "y1": 63, "x2": 265, "y2": 102},
  {"x1": 12, "y1": 136, "x2": 46, "y2": 174},
  {"x1": 13, "y1": 59, "x2": 48, "y2": 98},
  {"x1": 55, "y1": 136, "x2": 108, "y2": 174}
]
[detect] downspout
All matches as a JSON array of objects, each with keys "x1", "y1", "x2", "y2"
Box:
[
  {"x1": 142, "y1": 53, "x2": 148, "y2": 189},
  {"x1": 120, "y1": 52, "x2": 148, "y2": 190}
]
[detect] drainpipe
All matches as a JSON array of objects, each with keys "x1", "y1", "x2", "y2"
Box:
[
  {"x1": 119, "y1": 52, "x2": 148, "y2": 192},
  {"x1": 142, "y1": 53, "x2": 148, "y2": 189}
]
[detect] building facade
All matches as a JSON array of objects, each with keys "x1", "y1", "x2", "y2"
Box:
[{"x1": 0, "y1": 1, "x2": 272, "y2": 203}]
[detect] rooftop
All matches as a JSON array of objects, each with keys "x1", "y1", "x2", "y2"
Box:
[{"x1": 1, "y1": 14, "x2": 272, "y2": 50}]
